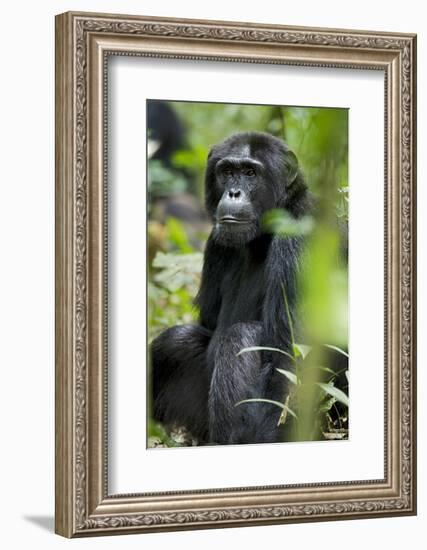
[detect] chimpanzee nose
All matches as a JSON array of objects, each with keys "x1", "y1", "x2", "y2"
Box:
[{"x1": 228, "y1": 189, "x2": 241, "y2": 199}]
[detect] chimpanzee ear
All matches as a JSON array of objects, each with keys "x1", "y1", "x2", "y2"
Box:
[{"x1": 284, "y1": 150, "x2": 299, "y2": 185}]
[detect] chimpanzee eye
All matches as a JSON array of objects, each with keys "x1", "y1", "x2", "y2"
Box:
[
  {"x1": 223, "y1": 168, "x2": 233, "y2": 177},
  {"x1": 245, "y1": 168, "x2": 256, "y2": 177}
]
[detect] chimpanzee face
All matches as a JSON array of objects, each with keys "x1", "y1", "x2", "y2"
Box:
[{"x1": 205, "y1": 132, "x2": 298, "y2": 247}]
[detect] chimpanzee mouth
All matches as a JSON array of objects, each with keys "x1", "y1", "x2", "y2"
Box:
[{"x1": 219, "y1": 216, "x2": 252, "y2": 225}]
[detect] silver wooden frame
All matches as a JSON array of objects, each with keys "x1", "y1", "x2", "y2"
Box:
[{"x1": 55, "y1": 11, "x2": 417, "y2": 537}]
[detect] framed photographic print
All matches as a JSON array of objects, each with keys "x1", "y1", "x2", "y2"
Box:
[{"x1": 55, "y1": 11, "x2": 417, "y2": 537}]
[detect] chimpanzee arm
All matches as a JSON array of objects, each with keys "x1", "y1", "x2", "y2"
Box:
[
  {"x1": 262, "y1": 236, "x2": 303, "y2": 353},
  {"x1": 151, "y1": 324, "x2": 212, "y2": 443},
  {"x1": 255, "y1": 235, "x2": 305, "y2": 417},
  {"x1": 208, "y1": 322, "x2": 281, "y2": 444},
  {"x1": 195, "y1": 236, "x2": 231, "y2": 331}
]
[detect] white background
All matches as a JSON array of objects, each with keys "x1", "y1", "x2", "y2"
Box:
[
  {"x1": 0, "y1": 0, "x2": 424, "y2": 548},
  {"x1": 109, "y1": 59, "x2": 385, "y2": 493}
]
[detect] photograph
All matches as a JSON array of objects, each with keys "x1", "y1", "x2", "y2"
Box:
[{"x1": 147, "y1": 99, "x2": 349, "y2": 448}]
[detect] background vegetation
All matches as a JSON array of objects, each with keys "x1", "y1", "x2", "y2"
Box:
[{"x1": 147, "y1": 100, "x2": 348, "y2": 447}]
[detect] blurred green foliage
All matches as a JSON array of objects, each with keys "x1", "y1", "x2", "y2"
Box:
[
  {"x1": 171, "y1": 102, "x2": 348, "y2": 206},
  {"x1": 148, "y1": 220, "x2": 202, "y2": 343},
  {"x1": 148, "y1": 160, "x2": 188, "y2": 199},
  {"x1": 147, "y1": 100, "x2": 349, "y2": 446}
]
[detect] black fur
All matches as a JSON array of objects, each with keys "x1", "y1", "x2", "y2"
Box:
[{"x1": 151, "y1": 132, "x2": 311, "y2": 445}]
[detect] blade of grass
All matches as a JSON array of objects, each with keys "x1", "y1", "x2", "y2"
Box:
[
  {"x1": 317, "y1": 382, "x2": 349, "y2": 407},
  {"x1": 293, "y1": 343, "x2": 312, "y2": 359},
  {"x1": 235, "y1": 398, "x2": 297, "y2": 419},
  {"x1": 276, "y1": 368, "x2": 298, "y2": 385},
  {"x1": 281, "y1": 283, "x2": 296, "y2": 354},
  {"x1": 237, "y1": 346, "x2": 295, "y2": 363},
  {"x1": 324, "y1": 344, "x2": 349, "y2": 358}
]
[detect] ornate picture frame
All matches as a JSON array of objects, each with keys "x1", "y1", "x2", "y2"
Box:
[{"x1": 55, "y1": 11, "x2": 417, "y2": 537}]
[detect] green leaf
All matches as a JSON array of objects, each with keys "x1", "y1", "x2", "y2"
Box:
[
  {"x1": 235, "y1": 398, "x2": 297, "y2": 419},
  {"x1": 152, "y1": 251, "x2": 202, "y2": 270},
  {"x1": 152, "y1": 251, "x2": 203, "y2": 292},
  {"x1": 318, "y1": 396, "x2": 337, "y2": 413},
  {"x1": 148, "y1": 159, "x2": 188, "y2": 196},
  {"x1": 173, "y1": 144, "x2": 208, "y2": 171},
  {"x1": 317, "y1": 383, "x2": 349, "y2": 407},
  {"x1": 293, "y1": 343, "x2": 312, "y2": 359},
  {"x1": 237, "y1": 346, "x2": 295, "y2": 362},
  {"x1": 147, "y1": 420, "x2": 179, "y2": 447},
  {"x1": 276, "y1": 368, "x2": 298, "y2": 385},
  {"x1": 303, "y1": 366, "x2": 336, "y2": 379},
  {"x1": 262, "y1": 209, "x2": 314, "y2": 237},
  {"x1": 324, "y1": 344, "x2": 349, "y2": 358},
  {"x1": 165, "y1": 217, "x2": 193, "y2": 253}
]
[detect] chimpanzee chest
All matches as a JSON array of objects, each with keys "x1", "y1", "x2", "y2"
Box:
[{"x1": 216, "y1": 258, "x2": 266, "y2": 329}]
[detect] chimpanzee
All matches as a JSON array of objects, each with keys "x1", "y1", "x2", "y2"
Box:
[{"x1": 151, "y1": 132, "x2": 313, "y2": 445}]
